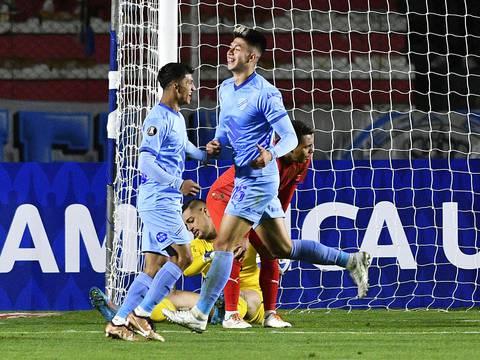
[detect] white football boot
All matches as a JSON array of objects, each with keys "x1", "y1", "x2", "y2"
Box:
[
  {"x1": 347, "y1": 251, "x2": 371, "y2": 298},
  {"x1": 162, "y1": 307, "x2": 208, "y2": 333},
  {"x1": 222, "y1": 313, "x2": 252, "y2": 329},
  {"x1": 263, "y1": 312, "x2": 292, "y2": 328}
]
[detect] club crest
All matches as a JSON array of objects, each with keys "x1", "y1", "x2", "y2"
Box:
[{"x1": 237, "y1": 98, "x2": 249, "y2": 110}]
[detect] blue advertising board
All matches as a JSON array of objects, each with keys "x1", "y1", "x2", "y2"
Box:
[{"x1": 0, "y1": 160, "x2": 479, "y2": 310}]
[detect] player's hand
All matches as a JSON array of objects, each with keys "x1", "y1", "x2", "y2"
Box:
[
  {"x1": 250, "y1": 144, "x2": 273, "y2": 169},
  {"x1": 233, "y1": 240, "x2": 248, "y2": 261},
  {"x1": 206, "y1": 140, "x2": 221, "y2": 157},
  {"x1": 180, "y1": 179, "x2": 200, "y2": 196}
]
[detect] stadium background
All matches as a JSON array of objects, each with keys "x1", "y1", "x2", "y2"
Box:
[{"x1": 1, "y1": 0, "x2": 480, "y2": 312}]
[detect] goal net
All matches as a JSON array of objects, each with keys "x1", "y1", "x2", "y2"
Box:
[{"x1": 108, "y1": 0, "x2": 480, "y2": 310}]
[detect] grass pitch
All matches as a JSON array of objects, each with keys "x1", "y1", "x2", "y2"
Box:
[{"x1": 1, "y1": 309, "x2": 480, "y2": 359}]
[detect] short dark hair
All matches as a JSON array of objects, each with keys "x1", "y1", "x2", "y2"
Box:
[
  {"x1": 182, "y1": 198, "x2": 206, "y2": 213},
  {"x1": 157, "y1": 62, "x2": 194, "y2": 89},
  {"x1": 292, "y1": 120, "x2": 314, "y2": 141},
  {"x1": 233, "y1": 25, "x2": 267, "y2": 54}
]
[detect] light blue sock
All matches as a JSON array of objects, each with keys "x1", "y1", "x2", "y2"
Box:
[
  {"x1": 290, "y1": 240, "x2": 350, "y2": 267},
  {"x1": 196, "y1": 251, "x2": 234, "y2": 315},
  {"x1": 116, "y1": 272, "x2": 152, "y2": 319},
  {"x1": 137, "y1": 261, "x2": 183, "y2": 314}
]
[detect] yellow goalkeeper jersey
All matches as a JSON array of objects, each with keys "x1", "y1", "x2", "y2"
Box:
[
  {"x1": 183, "y1": 238, "x2": 260, "y2": 292},
  {"x1": 183, "y1": 238, "x2": 214, "y2": 277},
  {"x1": 238, "y1": 243, "x2": 261, "y2": 292}
]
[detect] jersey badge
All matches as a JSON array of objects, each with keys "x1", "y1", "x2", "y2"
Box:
[
  {"x1": 237, "y1": 98, "x2": 249, "y2": 110},
  {"x1": 156, "y1": 232, "x2": 168, "y2": 243},
  {"x1": 147, "y1": 126, "x2": 157, "y2": 136}
]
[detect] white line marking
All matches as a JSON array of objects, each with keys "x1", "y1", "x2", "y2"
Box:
[{"x1": 1, "y1": 329, "x2": 480, "y2": 336}]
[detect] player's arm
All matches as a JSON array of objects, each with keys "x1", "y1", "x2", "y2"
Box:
[
  {"x1": 263, "y1": 88, "x2": 298, "y2": 159},
  {"x1": 252, "y1": 90, "x2": 298, "y2": 168},
  {"x1": 251, "y1": 116, "x2": 297, "y2": 169},
  {"x1": 207, "y1": 119, "x2": 229, "y2": 158},
  {"x1": 186, "y1": 141, "x2": 207, "y2": 162},
  {"x1": 139, "y1": 152, "x2": 199, "y2": 195},
  {"x1": 138, "y1": 119, "x2": 199, "y2": 195},
  {"x1": 269, "y1": 116, "x2": 297, "y2": 160},
  {"x1": 138, "y1": 151, "x2": 183, "y2": 190},
  {"x1": 183, "y1": 240, "x2": 213, "y2": 276},
  {"x1": 278, "y1": 158, "x2": 311, "y2": 211}
]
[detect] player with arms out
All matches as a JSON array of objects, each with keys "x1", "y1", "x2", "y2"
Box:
[
  {"x1": 105, "y1": 62, "x2": 210, "y2": 341},
  {"x1": 164, "y1": 26, "x2": 371, "y2": 332}
]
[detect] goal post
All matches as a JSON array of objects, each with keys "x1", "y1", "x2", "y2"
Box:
[
  {"x1": 108, "y1": 0, "x2": 480, "y2": 310},
  {"x1": 105, "y1": 0, "x2": 179, "y2": 304}
]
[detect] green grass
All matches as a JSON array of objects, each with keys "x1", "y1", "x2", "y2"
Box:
[{"x1": 1, "y1": 309, "x2": 480, "y2": 359}]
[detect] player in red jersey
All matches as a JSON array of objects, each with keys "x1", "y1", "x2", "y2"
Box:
[{"x1": 204, "y1": 120, "x2": 313, "y2": 328}]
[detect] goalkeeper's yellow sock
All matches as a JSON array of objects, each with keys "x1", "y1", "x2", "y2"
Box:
[
  {"x1": 150, "y1": 298, "x2": 176, "y2": 322},
  {"x1": 238, "y1": 297, "x2": 248, "y2": 319}
]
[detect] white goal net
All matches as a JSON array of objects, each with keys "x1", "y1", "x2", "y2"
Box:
[{"x1": 108, "y1": 0, "x2": 480, "y2": 310}]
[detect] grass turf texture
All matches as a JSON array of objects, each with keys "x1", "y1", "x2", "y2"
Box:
[{"x1": 1, "y1": 309, "x2": 480, "y2": 359}]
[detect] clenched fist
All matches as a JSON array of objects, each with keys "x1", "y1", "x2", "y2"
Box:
[{"x1": 180, "y1": 179, "x2": 200, "y2": 196}]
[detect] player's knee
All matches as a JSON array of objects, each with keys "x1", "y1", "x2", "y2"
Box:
[
  {"x1": 174, "y1": 253, "x2": 193, "y2": 270},
  {"x1": 270, "y1": 242, "x2": 292, "y2": 259},
  {"x1": 143, "y1": 263, "x2": 162, "y2": 277},
  {"x1": 214, "y1": 237, "x2": 233, "y2": 251}
]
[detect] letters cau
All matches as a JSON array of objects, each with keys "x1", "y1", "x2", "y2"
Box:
[{"x1": 0, "y1": 201, "x2": 476, "y2": 273}]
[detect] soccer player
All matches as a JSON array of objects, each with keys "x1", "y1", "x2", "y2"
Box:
[
  {"x1": 105, "y1": 62, "x2": 210, "y2": 341},
  {"x1": 182, "y1": 199, "x2": 266, "y2": 327},
  {"x1": 205, "y1": 120, "x2": 315, "y2": 329},
  {"x1": 91, "y1": 200, "x2": 264, "y2": 326},
  {"x1": 163, "y1": 26, "x2": 371, "y2": 332}
]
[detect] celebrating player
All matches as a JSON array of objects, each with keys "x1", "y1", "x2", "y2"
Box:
[
  {"x1": 204, "y1": 120, "x2": 314, "y2": 329},
  {"x1": 164, "y1": 26, "x2": 371, "y2": 332},
  {"x1": 105, "y1": 62, "x2": 211, "y2": 341}
]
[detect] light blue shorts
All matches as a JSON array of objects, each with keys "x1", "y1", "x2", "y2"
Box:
[
  {"x1": 225, "y1": 174, "x2": 285, "y2": 227},
  {"x1": 139, "y1": 208, "x2": 191, "y2": 256}
]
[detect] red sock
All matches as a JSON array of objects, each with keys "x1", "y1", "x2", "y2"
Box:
[
  {"x1": 260, "y1": 258, "x2": 280, "y2": 312},
  {"x1": 224, "y1": 259, "x2": 242, "y2": 311}
]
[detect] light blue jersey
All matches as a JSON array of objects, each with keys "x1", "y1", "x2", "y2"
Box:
[
  {"x1": 214, "y1": 72, "x2": 297, "y2": 224},
  {"x1": 138, "y1": 103, "x2": 188, "y2": 211},
  {"x1": 215, "y1": 72, "x2": 289, "y2": 177},
  {"x1": 137, "y1": 102, "x2": 206, "y2": 254}
]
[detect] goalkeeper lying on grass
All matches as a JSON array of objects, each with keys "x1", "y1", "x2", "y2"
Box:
[{"x1": 90, "y1": 238, "x2": 264, "y2": 327}]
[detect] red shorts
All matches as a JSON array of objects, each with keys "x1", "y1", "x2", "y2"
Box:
[{"x1": 206, "y1": 189, "x2": 229, "y2": 232}]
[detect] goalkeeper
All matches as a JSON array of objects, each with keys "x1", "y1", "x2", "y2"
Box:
[{"x1": 90, "y1": 212, "x2": 265, "y2": 326}]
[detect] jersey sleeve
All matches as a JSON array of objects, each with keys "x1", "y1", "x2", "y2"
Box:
[
  {"x1": 138, "y1": 151, "x2": 183, "y2": 190},
  {"x1": 278, "y1": 159, "x2": 311, "y2": 211},
  {"x1": 186, "y1": 141, "x2": 207, "y2": 161},
  {"x1": 138, "y1": 111, "x2": 168, "y2": 156},
  {"x1": 258, "y1": 86, "x2": 288, "y2": 126},
  {"x1": 183, "y1": 239, "x2": 211, "y2": 277},
  {"x1": 298, "y1": 157, "x2": 311, "y2": 183}
]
